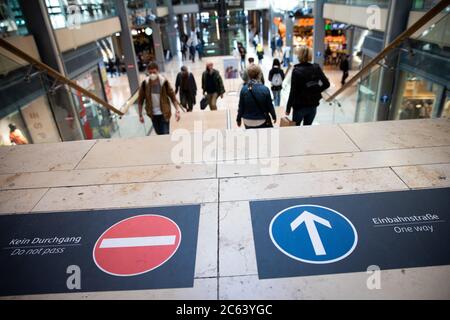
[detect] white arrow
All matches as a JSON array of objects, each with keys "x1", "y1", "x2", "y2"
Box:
[{"x1": 290, "y1": 211, "x2": 332, "y2": 256}]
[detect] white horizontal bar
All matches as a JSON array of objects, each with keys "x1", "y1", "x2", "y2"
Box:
[{"x1": 99, "y1": 236, "x2": 176, "y2": 249}]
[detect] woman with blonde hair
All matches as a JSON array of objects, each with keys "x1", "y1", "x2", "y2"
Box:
[{"x1": 286, "y1": 46, "x2": 330, "y2": 126}]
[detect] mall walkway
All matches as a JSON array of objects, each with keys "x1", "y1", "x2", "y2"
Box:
[{"x1": 107, "y1": 46, "x2": 358, "y2": 137}]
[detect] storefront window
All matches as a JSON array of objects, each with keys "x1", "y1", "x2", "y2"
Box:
[
  {"x1": 393, "y1": 71, "x2": 444, "y2": 120},
  {"x1": 355, "y1": 63, "x2": 380, "y2": 123},
  {"x1": 0, "y1": 110, "x2": 31, "y2": 146},
  {"x1": 72, "y1": 68, "x2": 117, "y2": 140},
  {"x1": 20, "y1": 96, "x2": 61, "y2": 144},
  {"x1": 0, "y1": 95, "x2": 63, "y2": 146}
]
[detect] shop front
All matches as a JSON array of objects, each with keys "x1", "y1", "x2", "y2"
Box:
[
  {"x1": 0, "y1": 95, "x2": 61, "y2": 146},
  {"x1": 72, "y1": 67, "x2": 117, "y2": 140},
  {"x1": 392, "y1": 71, "x2": 448, "y2": 120}
]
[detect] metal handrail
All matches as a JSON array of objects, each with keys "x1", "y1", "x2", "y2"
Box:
[
  {"x1": 0, "y1": 37, "x2": 124, "y2": 116},
  {"x1": 326, "y1": 0, "x2": 450, "y2": 102}
]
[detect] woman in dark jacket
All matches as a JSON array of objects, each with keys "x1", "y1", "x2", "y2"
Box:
[
  {"x1": 175, "y1": 66, "x2": 197, "y2": 112},
  {"x1": 286, "y1": 46, "x2": 330, "y2": 126},
  {"x1": 268, "y1": 58, "x2": 285, "y2": 107},
  {"x1": 237, "y1": 64, "x2": 277, "y2": 129}
]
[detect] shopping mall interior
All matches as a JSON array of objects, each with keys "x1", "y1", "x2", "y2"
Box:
[{"x1": 0, "y1": 0, "x2": 449, "y2": 301}]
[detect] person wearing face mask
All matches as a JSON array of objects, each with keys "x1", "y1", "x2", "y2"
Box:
[
  {"x1": 138, "y1": 62, "x2": 183, "y2": 135},
  {"x1": 201, "y1": 62, "x2": 225, "y2": 111},
  {"x1": 175, "y1": 66, "x2": 197, "y2": 112}
]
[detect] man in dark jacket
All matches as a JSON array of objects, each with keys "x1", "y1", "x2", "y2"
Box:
[
  {"x1": 340, "y1": 54, "x2": 350, "y2": 85},
  {"x1": 286, "y1": 46, "x2": 330, "y2": 126},
  {"x1": 202, "y1": 62, "x2": 225, "y2": 111},
  {"x1": 175, "y1": 66, "x2": 197, "y2": 112},
  {"x1": 237, "y1": 64, "x2": 276, "y2": 129}
]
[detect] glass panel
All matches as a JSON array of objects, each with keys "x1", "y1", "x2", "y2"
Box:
[
  {"x1": 325, "y1": 0, "x2": 389, "y2": 8},
  {"x1": 392, "y1": 71, "x2": 443, "y2": 120},
  {"x1": 45, "y1": 0, "x2": 117, "y2": 30},
  {"x1": 413, "y1": 0, "x2": 441, "y2": 11},
  {"x1": 442, "y1": 93, "x2": 450, "y2": 118},
  {"x1": 0, "y1": 0, "x2": 28, "y2": 37}
]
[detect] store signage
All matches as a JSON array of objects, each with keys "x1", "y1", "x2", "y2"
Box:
[
  {"x1": 0, "y1": 205, "x2": 200, "y2": 296},
  {"x1": 250, "y1": 188, "x2": 450, "y2": 279}
]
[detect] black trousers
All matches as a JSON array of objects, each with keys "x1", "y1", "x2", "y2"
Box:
[
  {"x1": 151, "y1": 115, "x2": 170, "y2": 135},
  {"x1": 293, "y1": 107, "x2": 317, "y2": 126},
  {"x1": 341, "y1": 71, "x2": 349, "y2": 85}
]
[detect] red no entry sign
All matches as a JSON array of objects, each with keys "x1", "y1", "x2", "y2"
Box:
[{"x1": 93, "y1": 215, "x2": 181, "y2": 276}]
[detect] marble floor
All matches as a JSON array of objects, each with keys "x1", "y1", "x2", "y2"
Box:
[{"x1": 0, "y1": 118, "x2": 449, "y2": 300}]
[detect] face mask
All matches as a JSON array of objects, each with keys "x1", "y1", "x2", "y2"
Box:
[{"x1": 149, "y1": 73, "x2": 158, "y2": 81}]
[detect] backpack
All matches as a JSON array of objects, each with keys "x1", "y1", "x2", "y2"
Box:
[{"x1": 271, "y1": 72, "x2": 283, "y2": 87}]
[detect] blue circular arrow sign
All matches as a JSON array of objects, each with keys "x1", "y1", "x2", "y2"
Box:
[{"x1": 270, "y1": 205, "x2": 358, "y2": 264}]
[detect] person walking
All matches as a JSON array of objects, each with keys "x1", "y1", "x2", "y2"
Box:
[
  {"x1": 268, "y1": 58, "x2": 285, "y2": 107},
  {"x1": 253, "y1": 32, "x2": 259, "y2": 48},
  {"x1": 138, "y1": 62, "x2": 183, "y2": 135},
  {"x1": 202, "y1": 62, "x2": 225, "y2": 111},
  {"x1": 238, "y1": 42, "x2": 247, "y2": 70},
  {"x1": 270, "y1": 36, "x2": 276, "y2": 57},
  {"x1": 115, "y1": 55, "x2": 122, "y2": 76},
  {"x1": 286, "y1": 46, "x2": 330, "y2": 126},
  {"x1": 276, "y1": 35, "x2": 283, "y2": 57},
  {"x1": 256, "y1": 43, "x2": 264, "y2": 64},
  {"x1": 237, "y1": 64, "x2": 276, "y2": 129},
  {"x1": 282, "y1": 46, "x2": 291, "y2": 67},
  {"x1": 8, "y1": 123, "x2": 28, "y2": 145},
  {"x1": 340, "y1": 54, "x2": 350, "y2": 86},
  {"x1": 196, "y1": 39, "x2": 204, "y2": 61},
  {"x1": 241, "y1": 57, "x2": 265, "y2": 85},
  {"x1": 108, "y1": 58, "x2": 115, "y2": 77},
  {"x1": 175, "y1": 66, "x2": 197, "y2": 112}
]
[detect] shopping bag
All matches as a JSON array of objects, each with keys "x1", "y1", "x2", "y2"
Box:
[{"x1": 280, "y1": 116, "x2": 296, "y2": 127}]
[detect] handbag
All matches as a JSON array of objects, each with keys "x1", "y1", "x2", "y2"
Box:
[
  {"x1": 248, "y1": 86, "x2": 273, "y2": 128},
  {"x1": 280, "y1": 116, "x2": 296, "y2": 127},
  {"x1": 200, "y1": 96, "x2": 208, "y2": 110}
]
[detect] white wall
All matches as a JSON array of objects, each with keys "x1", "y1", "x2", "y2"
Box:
[{"x1": 323, "y1": 3, "x2": 388, "y2": 32}]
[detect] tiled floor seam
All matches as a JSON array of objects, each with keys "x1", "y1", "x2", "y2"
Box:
[
  {"x1": 216, "y1": 178, "x2": 221, "y2": 301},
  {"x1": 29, "y1": 188, "x2": 51, "y2": 213},
  {"x1": 389, "y1": 167, "x2": 413, "y2": 190},
  {"x1": 2, "y1": 162, "x2": 450, "y2": 191},
  {"x1": 217, "y1": 162, "x2": 450, "y2": 179},
  {"x1": 217, "y1": 188, "x2": 413, "y2": 204},
  {"x1": 337, "y1": 123, "x2": 362, "y2": 152},
  {"x1": 73, "y1": 140, "x2": 99, "y2": 170},
  {"x1": 0, "y1": 177, "x2": 221, "y2": 192}
]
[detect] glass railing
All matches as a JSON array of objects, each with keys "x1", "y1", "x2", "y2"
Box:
[
  {"x1": 413, "y1": 0, "x2": 442, "y2": 10},
  {"x1": 45, "y1": 0, "x2": 117, "y2": 30},
  {"x1": 325, "y1": 0, "x2": 390, "y2": 8},
  {"x1": 0, "y1": 0, "x2": 28, "y2": 37},
  {"x1": 332, "y1": 8, "x2": 449, "y2": 123},
  {"x1": 0, "y1": 47, "x2": 151, "y2": 146}
]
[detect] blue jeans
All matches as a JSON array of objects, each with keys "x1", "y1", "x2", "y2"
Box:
[
  {"x1": 293, "y1": 107, "x2": 317, "y2": 126},
  {"x1": 272, "y1": 89, "x2": 281, "y2": 107},
  {"x1": 151, "y1": 115, "x2": 170, "y2": 135}
]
